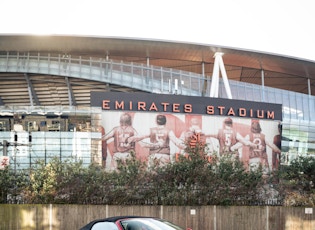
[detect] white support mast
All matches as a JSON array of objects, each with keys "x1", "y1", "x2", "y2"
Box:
[{"x1": 210, "y1": 52, "x2": 233, "y2": 99}]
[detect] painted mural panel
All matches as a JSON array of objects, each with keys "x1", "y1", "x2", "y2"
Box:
[{"x1": 91, "y1": 92, "x2": 282, "y2": 172}]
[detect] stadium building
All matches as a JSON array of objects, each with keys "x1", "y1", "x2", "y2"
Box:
[{"x1": 0, "y1": 34, "x2": 315, "y2": 171}]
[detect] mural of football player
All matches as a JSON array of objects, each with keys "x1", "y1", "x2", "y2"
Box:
[
  {"x1": 102, "y1": 112, "x2": 137, "y2": 170},
  {"x1": 177, "y1": 115, "x2": 218, "y2": 160},
  {"x1": 98, "y1": 125, "x2": 107, "y2": 167},
  {"x1": 272, "y1": 123, "x2": 282, "y2": 170},
  {"x1": 179, "y1": 116, "x2": 206, "y2": 148},
  {"x1": 245, "y1": 119, "x2": 281, "y2": 173},
  {"x1": 128, "y1": 114, "x2": 182, "y2": 167},
  {"x1": 207, "y1": 117, "x2": 245, "y2": 159}
]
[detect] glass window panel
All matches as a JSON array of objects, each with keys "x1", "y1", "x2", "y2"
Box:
[
  {"x1": 252, "y1": 85, "x2": 262, "y2": 102},
  {"x1": 264, "y1": 87, "x2": 274, "y2": 103},
  {"x1": 245, "y1": 84, "x2": 254, "y2": 101},
  {"x1": 218, "y1": 81, "x2": 227, "y2": 98},
  {"x1": 309, "y1": 97, "x2": 315, "y2": 122},
  {"x1": 274, "y1": 90, "x2": 283, "y2": 105},
  {"x1": 289, "y1": 93, "x2": 297, "y2": 120},
  {"x1": 307, "y1": 121, "x2": 315, "y2": 143},
  {"x1": 302, "y1": 94, "x2": 310, "y2": 121},
  {"x1": 282, "y1": 93, "x2": 290, "y2": 120},
  {"x1": 295, "y1": 94, "x2": 304, "y2": 120}
]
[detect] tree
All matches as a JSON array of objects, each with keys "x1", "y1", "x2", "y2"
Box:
[
  {"x1": 0, "y1": 166, "x2": 28, "y2": 204},
  {"x1": 278, "y1": 155, "x2": 315, "y2": 206}
]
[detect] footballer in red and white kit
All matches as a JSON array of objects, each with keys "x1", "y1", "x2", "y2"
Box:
[
  {"x1": 128, "y1": 114, "x2": 182, "y2": 167},
  {"x1": 246, "y1": 120, "x2": 281, "y2": 173},
  {"x1": 103, "y1": 113, "x2": 137, "y2": 169},
  {"x1": 149, "y1": 126, "x2": 170, "y2": 154},
  {"x1": 217, "y1": 118, "x2": 238, "y2": 155},
  {"x1": 272, "y1": 123, "x2": 282, "y2": 170},
  {"x1": 179, "y1": 117, "x2": 206, "y2": 151},
  {"x1": 210, "y1": 117, "x2": 245, "y2": 159}
]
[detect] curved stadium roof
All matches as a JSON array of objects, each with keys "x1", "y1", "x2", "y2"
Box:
[{"x1": 0, "y1": 34, "x2": 315, "y2": 107}]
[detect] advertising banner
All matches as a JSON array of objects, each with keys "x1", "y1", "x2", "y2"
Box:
[{"x1": 91, "y1": 92, "x2": 282, "y2": 172}]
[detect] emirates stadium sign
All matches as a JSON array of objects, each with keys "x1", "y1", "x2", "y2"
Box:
[{"x1": 91, "y1": 92, "x2": 282, "y2": 120}]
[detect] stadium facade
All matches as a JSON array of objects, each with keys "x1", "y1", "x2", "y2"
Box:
[{"x1": 0, "y1": 34, "x2": 315, "y2": 171}]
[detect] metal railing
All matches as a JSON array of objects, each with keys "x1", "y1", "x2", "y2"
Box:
[{"x1": 0, "y1": 52, "x2": 206, "y2": 96}]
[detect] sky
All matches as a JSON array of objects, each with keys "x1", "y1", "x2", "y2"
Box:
[{"x1": 2, "y1": 0, "x2": 315, "y2": 61}]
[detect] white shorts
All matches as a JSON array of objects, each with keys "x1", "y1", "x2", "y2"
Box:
[
  {"x1": 113, "y1": 152, "x2": 131, "y2": 161},
  {"x1": 149, "y1": 153, "x2": 170, "y2": 167}
]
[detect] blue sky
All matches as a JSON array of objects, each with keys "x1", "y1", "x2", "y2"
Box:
[{"x1": 2, "y1": 0, "x2": 315, "y2": 61}]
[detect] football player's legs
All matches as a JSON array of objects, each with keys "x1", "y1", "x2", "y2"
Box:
[
  {"x1": 148, "y1": 153, "x2": 170, "y2": 167},
  {"x1": 260, "y1": 154, "x2": 270, "y2": 175},
  {"x1": 158, "y1": 154, "x2": 170, "y2": 165},
  {"x1": 111, "y1": 152, "x2": 131, "y2": 169},
  {"x1": 249, "y1": 157, "x2": 260, "y2": 171},
  {"x1": 272, "y1": 152, "x2": 280, "y2": 170}
]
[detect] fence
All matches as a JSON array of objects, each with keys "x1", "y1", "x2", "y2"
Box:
[
  {"x1": 0, "y1": 204, "x2": 314, "y2": 230},
  {"x1": 0, "y1": 52, "x2": 204, "y2": 96}
]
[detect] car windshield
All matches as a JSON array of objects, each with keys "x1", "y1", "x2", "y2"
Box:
[{"x1": 121, "y1": 218, "x2": 184, "y2": 230}]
